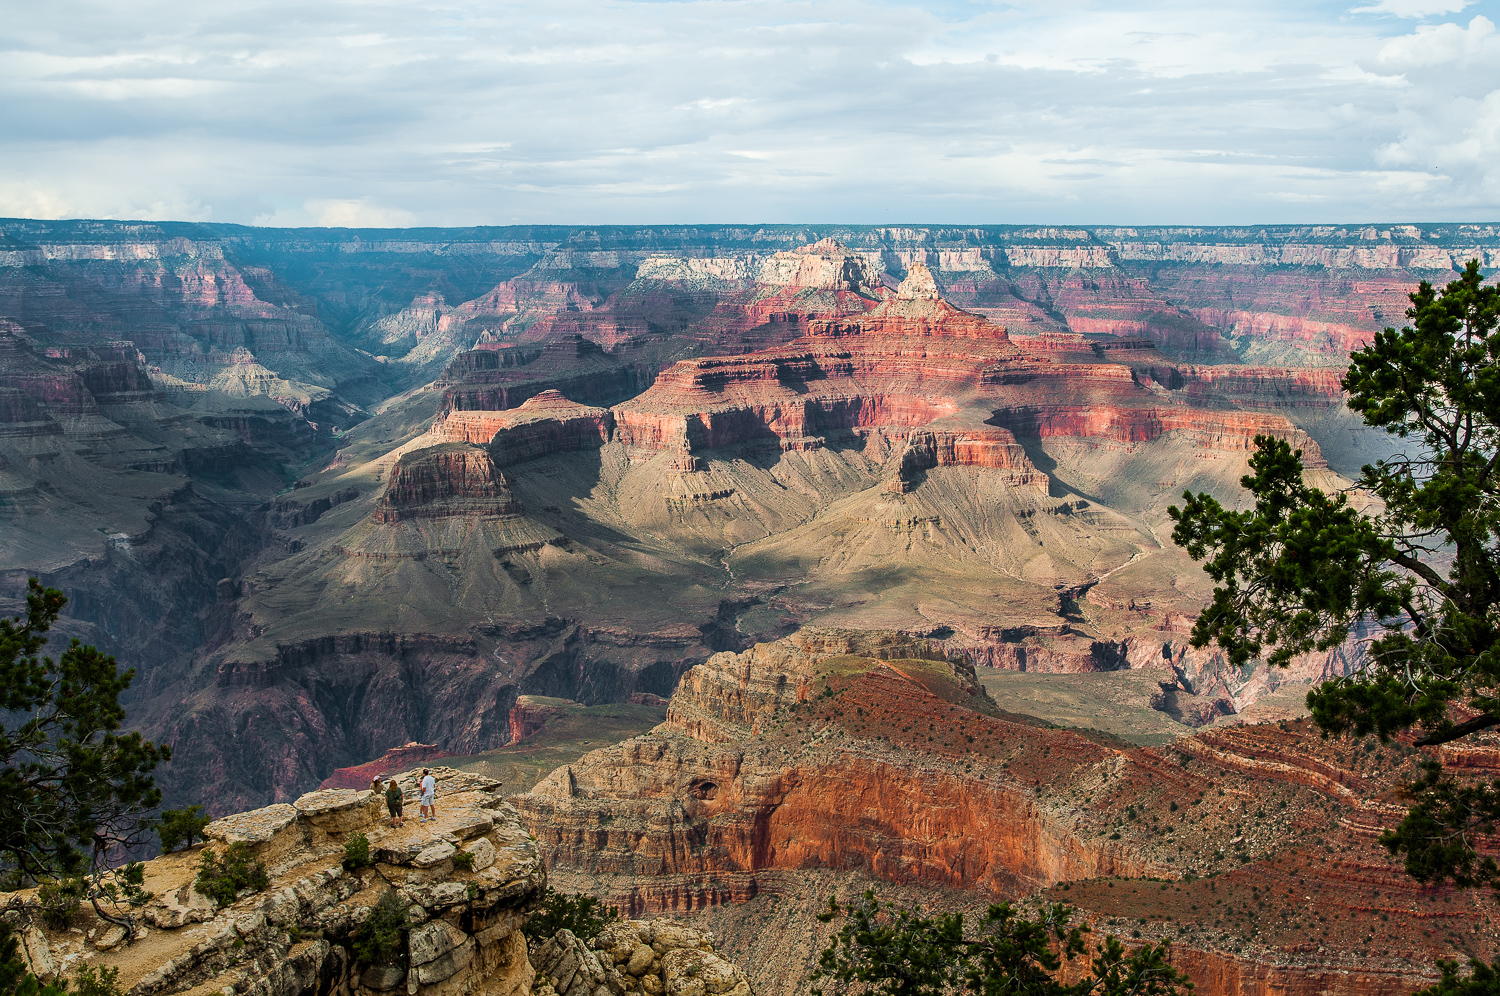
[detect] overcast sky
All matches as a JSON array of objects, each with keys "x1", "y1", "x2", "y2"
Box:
[{"x1": 1, "y1": 0, "x2": 1498, "y2": 226}]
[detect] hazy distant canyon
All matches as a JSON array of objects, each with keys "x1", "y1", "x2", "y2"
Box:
[{"x1": 1, "y1": 219, "x2": 1496, "y2": 813}]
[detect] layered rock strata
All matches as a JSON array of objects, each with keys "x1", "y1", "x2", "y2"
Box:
[
  {"x1": 373, "y1": 445, "x2": 522, "y2": 523},
  {"x1": 516, "y1": 633, "x2": 1498, "y2": 996}
]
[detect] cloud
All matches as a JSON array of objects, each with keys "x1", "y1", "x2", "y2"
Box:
[
  {"x1": 0, "y1": 0, "x2": 1498, "y2": 224},
  {"x1": 1377, "y1": 14, "x2": 1496, "y2": 66},
  {"x1": 1352, "y1": 0, "x2": 1473, "y2": 17}
]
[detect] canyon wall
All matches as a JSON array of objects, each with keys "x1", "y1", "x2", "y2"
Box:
[{"x1": 517, "y1": 632, "x2": 1497, "y2": 996}]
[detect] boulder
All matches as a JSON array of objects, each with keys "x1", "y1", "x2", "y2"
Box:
[
  {"x1": 533, "y1": 929, "x2": 609, "y2": 996},
  {"x1": 661, "y1": 949, "x2": 749, "y2": 996},
  {"x1": 462, "y1": 836, "x2": 496, "y2": 871},
  {"x1": 292, "y1": 789, "x2": 381, "y2": 835},
  {"x1": 412, "y1": 842, "x2": 456, "y2": 868},
  {"x1": 409, "y1": 919, "x2": 467, "y2": 966},
  {"x1": 360, "y1": 963, "x2": 407, "y2": 990},
  {"x1": 415, "y1": 936, "x2": 475, "y2": 984},
  {"x1": 204, "y1": 803, "x2": 299, "y2": 844}
]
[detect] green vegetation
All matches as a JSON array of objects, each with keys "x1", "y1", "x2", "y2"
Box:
[
  {"x1": 521, "y1": 888, "x2": 620, "y2": 944},
  {"x1": 342, "y1": 832, "x2": 372, "y2": 871},
  {"x1": 194, "y1": 841, "x2": 269, "y2": 908},
  {"x1": 452, "y1": 849, "x2": 475, "y2": 872},
  {"x1": 1172, "y1": 263, "x2": 1500, "y2": 989},
  {"x1": 157, "y1": 805, "x2": 210, "y2": 854},
  {"x1": 0, "y1": 579, "x2": 168, "y2": 881},
  {"x1": 353, "y1": 892, "x2": 410, "y2": 965},
  {"x1": 68, "y1": 965, "x2": 123, "y2": 996},
  {"x1": 811, "y1": 891, "x2": 1192, "y2": 996},
  {"x1": 1416, "y1": 959, "x2": 1500, "y2": 996},
  {"x1": 1171, "y1": 262, "x2": 1500, "y2": 888},
  {"x1": 35, "y1": 876, "x2": 86, "y2": 929}
]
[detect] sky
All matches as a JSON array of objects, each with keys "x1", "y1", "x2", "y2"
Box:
[{"x1": 1, "y1": 0, "x2": 1498, "y2": 226}]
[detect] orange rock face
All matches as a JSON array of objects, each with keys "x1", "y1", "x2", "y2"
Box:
[{"x1": 516, "y1": 632, "x2": 1500, "y2": 996}]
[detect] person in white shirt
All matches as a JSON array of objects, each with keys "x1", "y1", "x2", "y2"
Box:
[{"x1": 419, "y1": 769, "x2": 437, "y2": 822}]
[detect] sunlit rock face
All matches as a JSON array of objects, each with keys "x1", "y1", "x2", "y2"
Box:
[{"x1": 515, "y1": 632, "x2": 1500, "y2": 996}]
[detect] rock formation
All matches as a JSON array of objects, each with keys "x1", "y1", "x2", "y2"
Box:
[
  {"x1": 8, "y1": 768, "x2": 545, "y2": 996},
  {"x1": 321, "y1": 744, "x2": 454, "y2": 790},
  {"x1": 530, "y1": 920, "x2": 751, "y2": 996},
  {"x1": 514, "y1": 632, "x2": 1499, "y2": 996}
]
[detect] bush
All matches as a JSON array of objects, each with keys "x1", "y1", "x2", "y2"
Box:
[
  {"x1": 72, "y1": 964, "x2": 124, "y2": 996},
  {"x1": 343, "y1": 832, "x2": 372, "y2": 871},
  {"x1": 158, "y1": 805, "x2": 211, "y2": 854},
  {"x1": 353, "y1": 892, "x2": 410, "y2": 965},
  {"x1": 452, "y1": 850, "x2": 475, "y2": 872},
  {"x1": 522, "y1": 888, "x2": 620, "y2": 944},
  {"x1": 195, "y1": 841, "x2": 269, "y2": 907},
  {"x1": 36, "y1": 876, "x2": 86, "y2": 929}
]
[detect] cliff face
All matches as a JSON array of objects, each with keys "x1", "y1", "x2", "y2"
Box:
[
  {"x1": 515, "y1": 633, "x2": 1499, "y2": 996},
  {"x1": 12, "y1": 768, "x2": 545, "y2": 996}
]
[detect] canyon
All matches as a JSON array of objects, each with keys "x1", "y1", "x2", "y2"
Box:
[
  {"x1": 1, "y1": 219, "x2": 1480, "y2": 802},
  {"x1": 2, "y1": 218, "x2": 1497, "y2": 995}
]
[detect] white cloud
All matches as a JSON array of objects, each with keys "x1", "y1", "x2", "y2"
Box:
[
  {"x1": 0, "y1": 0, "x2": 1497, "y2": 224},
  {"x1": 1352, "y1": 0, "x2": 1473, "y2": 17},
  {"x1": 1377, "y1": 14, "x2": 1496, "y2": 66}
]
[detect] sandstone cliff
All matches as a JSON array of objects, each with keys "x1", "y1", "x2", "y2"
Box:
[{"x1": 514, "y1": 633, "x2": 1498, "y2": 996}]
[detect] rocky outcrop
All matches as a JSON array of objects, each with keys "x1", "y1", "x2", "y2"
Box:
[
  {"x1": 439, "y1": 338, "x2": 652, "y2": 416},
  {"x1": 515, "y1": 635, "x2": 1160, "y2": 900},
  {"x1": 373, "y1": 445, "x2": 522, "y2": 522},
  {"x1": 8, "y1": 768, "x2": 545, "y2": 996},
  {"x1": 531, "y1": 920, "x2": 751, "y2": 996},
  {"x1": 434, "y1": 391, "x2": 613, "y2": 466}
]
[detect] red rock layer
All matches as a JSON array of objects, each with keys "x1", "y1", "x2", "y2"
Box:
[
  {"x1": 508, "y1": 695, "x2": 570, "y2": 745},
  {"x1": 518, "y1": 634, "x2": 1500, "y2": 996},
  {"x1": 372, "y1": 443, "x2": 521, "y2": 522},
  {"x1": 434, "y1": 389, "x2": 613, "y2": 466},
  {"x1": 317, "y1": 741, "x2": 452, "y2": 789}
]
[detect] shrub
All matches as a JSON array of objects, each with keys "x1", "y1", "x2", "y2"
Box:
[
  {"x1": 72, "y1": 964, "x2": 124, "y2": 996},
  {"x1": 158, "y1": 805, "x2": 211, "y2": 854},
  {"x1": 353, "y1": 892, "x2": 410, "y2": 965},
  {"x1": 195, "y1": 841, "x2": 269, "y2": 907},
  {"x1": 343, "y1": 833, "x2": 372, "y2": 871},
  {"x1": 522, "y1": 889, "x2": 620, "y2": 944},
  {"x1": 811, "y1": 892, "x2": 1194, "y2": 996},
  {"x1": 0, "y1": 923, "x2": 68, "y2": 996},
  {"x1": 452, "y1": 850, "x2": 475, "y2": 872},
  {"x1": 37, "y1": 876, "x2": 86, "y2": 929}
]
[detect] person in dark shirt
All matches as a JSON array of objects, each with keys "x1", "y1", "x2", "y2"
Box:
[{"x1": 385, "y1": 778, "x2": 405, "y2": 828}]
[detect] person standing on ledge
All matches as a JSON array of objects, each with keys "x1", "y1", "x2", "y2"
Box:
[
  {"x1": 419, "y1": 769, "x2": 436, "y2": 822},
  {"x1": 385, "y1": 777, "x2": 405, "y2": 828}
]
